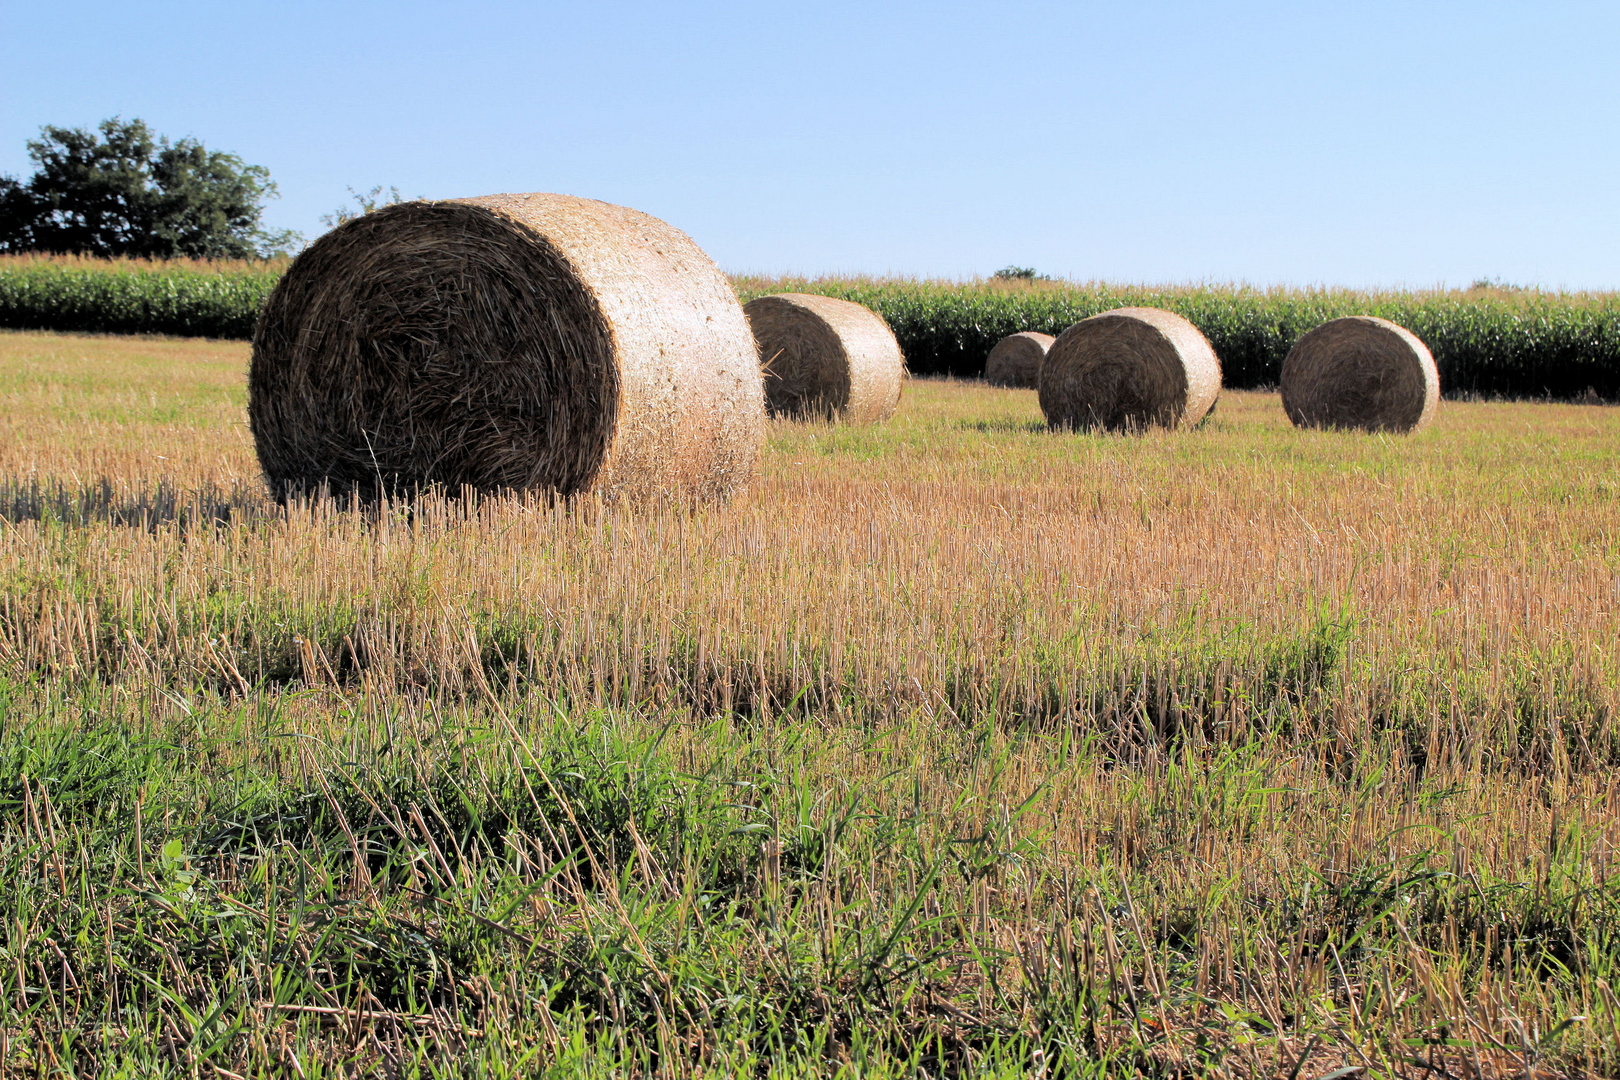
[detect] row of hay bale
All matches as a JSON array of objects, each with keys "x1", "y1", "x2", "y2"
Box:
[
  {"x1": 989, "y1": 310, "x2": 1439, "y2": 435},
  {"x1": 247, "y1": 191, "x2": 1434, "y2": 508},
  {"x1": 249, "y1": 193, "x2": 907, "y2": 506}
]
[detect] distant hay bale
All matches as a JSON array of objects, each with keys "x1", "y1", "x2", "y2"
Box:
[
  {"x1": 249, "y1": 192, "x2": 764, "y2": 503},
  {"x1": 984, "y1": 331, "x2": 1053, "y2": 388},
  {"x1": 1280, "y1": 316, "x2": 1439, "y2": 433},
  {"x1": 742, "y1": 293, "x2": 904, "y2": 423},
  {"x1": 1038, "y1": 307, "x2": 1221, "y2": 431}
]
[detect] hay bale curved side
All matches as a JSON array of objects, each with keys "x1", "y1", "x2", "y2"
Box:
[
  {"x1": 984, "y1": 331, "x2": 1053, "y2": 388},
  {"x1": 249, "y1": 193, "x2": 763, "y2": 502},
  {"x1": 743, "y1": 293, "x2": 904, "y2": 423},
  {"x1": 1038, "y1": 307, "x2": 1221, "y2": 431},
  {"x1": 1280, "y1": 316, "x2": 1439, "y2": 433}
]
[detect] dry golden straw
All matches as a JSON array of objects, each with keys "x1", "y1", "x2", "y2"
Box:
[
  {"x1": 984, "y1": 331, "x2": 1053, "y2": 388},
  {"x1": 249, "y1": 193, "x2": 764, "y2": 503},
  {"x1": 743, "y1": 293, "x2": 904, "y2": 423},
  {"x1": 1280, "y1": 316, "x2": 1439, "y2": 433},
  {"x1": 1038, "y1": 307, "x2": 1221, "y2": 431}
]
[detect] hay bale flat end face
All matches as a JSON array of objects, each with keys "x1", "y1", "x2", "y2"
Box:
[
  {"x1": 743, "y1": 293, "x2": 905, "y2": 423},
  {"x1": 984, "y1": 331, "x2": 1053, "y2": 388},
  {"x1": 248, "y1": 193, "x2": 763, "y2": 504},
  {"x1": 1038, "y1": 308, "x2": 1221, "y2": 432},
  {"x1": 1280, "y1": 316, "x2": 1439, "y2": 433}
]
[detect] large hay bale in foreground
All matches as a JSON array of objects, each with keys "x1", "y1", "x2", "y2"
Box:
[
  {"x1": 1039, "y1": 308, "x2": 1221, "y2": 431},
  {"x1": 984, "y1": 331, "x2": 1053, "y2": 388},
  {"x1": 249, "y1": 193, "x2": 764, "y2": 503},
  {"x1": 1280, "y1": 316, "x2": 1439, "y2": 433},
  {"x1": 742, "y1": 293, "x2": 904, "y2": 423}
]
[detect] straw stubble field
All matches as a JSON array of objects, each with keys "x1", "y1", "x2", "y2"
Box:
[{"x1": 1, "y1": 328, "x2": 1619, "y2": 1077}]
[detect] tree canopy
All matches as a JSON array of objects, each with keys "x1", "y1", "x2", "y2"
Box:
[{"x1": 0, "y1": 117, "x2": 300, "y2": 259}]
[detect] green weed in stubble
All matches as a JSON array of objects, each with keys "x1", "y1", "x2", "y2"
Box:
[{"x1": 0, "y1": 689, "x2": 1086, "y2": 1074}]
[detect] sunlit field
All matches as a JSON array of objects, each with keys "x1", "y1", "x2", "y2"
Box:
[{"x1": 2, "y1": 328, "x2": 1618, "y2": 1077}]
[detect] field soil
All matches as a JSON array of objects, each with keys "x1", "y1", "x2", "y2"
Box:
[{"x1": 1, "y1": 329, "x2": 1618, "y2": 1077}]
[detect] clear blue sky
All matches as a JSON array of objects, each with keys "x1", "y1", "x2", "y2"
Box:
[{"x1": 3, "y1": 1, "x2": 1616, "y2": 288}]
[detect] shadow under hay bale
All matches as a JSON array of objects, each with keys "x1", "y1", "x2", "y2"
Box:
[
  {"x1": 0, "y1": 477, "x2": 268, "y2": 532},
  {"x1": 1039, "y1": 307, "x2": 1221, "y2": 432},
  {"x1": 1280, "y1": 316, "x2": 1439, "y2": 433},
  {"x1": 743, "y1": 293, "x2": 904, "y2": 423},
  {"x1": 249, "y1": 193, "x2": 764, "y2": 504},
  {"x1": 984, "y1": 331, "x2": 1053, "y2": 388}
]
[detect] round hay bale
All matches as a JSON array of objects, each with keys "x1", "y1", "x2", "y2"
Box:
[
  {"x1": 1038, "y1": 307, "x2": 1221, "y2": 431},
  {"x1": 1280, "y1": 316, "x2": 1439, "y2": 433},
  {"x1": 742, "y1": 293, "x2": 904, "y2": 422},
  {"x1": 984, "y1": 331, "x2": 1053, "y2": 388},
  {"x1": 249, "y1": 192, "x2": 764, "y2": 503}
]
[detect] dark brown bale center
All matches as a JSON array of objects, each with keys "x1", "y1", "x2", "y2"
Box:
[
  {"x1": 749, "y1": 300, "x2": 851, "y2": 419},
  {"x1": 1046, "y1": 317, "x2": 1188, "y2": 431},
  {"x1": 1282, "y1": 320, "x2": 1431, "y2": 432},
  {"x1": 250, "y1": 202, "x2": 616, "y2": 501}
]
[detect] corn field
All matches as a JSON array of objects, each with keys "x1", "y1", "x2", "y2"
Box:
[{"x1": 3, "y1": 256, "x2": 1618, "y2": 400}]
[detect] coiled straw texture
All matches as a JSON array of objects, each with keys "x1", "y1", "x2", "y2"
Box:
[
  {"x1": 1280, "y1": 316, "x2": 1439, "y2": 433},
  {"x1": 249, "y1": 193, "x2": 763, "y2": 503},
  {"x1": 1039, "y1": 308, "x2": 1221, "y2": 431},
  {"x1": 984, "y1": 332, "x2": 1053, "y2": 388},
  {"x1": 743, "y1": 293, "x2": 904, "y2": 423}
]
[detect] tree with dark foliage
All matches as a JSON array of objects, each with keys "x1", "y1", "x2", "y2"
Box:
[{"x1": 0, "y1": 117, "x2": 300, "y2": 258}]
